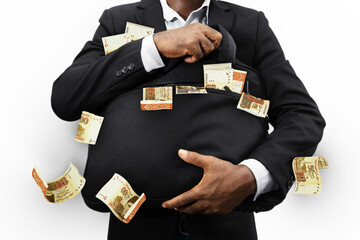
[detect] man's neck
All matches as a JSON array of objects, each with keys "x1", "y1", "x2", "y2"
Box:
[{"x1": 166, "y1": 0, "x2": 206, "y2": 20}]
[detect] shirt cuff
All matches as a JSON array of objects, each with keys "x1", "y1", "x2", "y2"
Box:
[
  {"x1": 240, "y1": 159, "x2": 278, "y2": 201},
  {"x1": 140, "y1": 35, "x2": 165, "y2": 72}
]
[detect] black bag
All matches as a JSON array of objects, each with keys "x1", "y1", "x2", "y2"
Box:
[{"x1": 81, "y1": 25, "x2": 272, "y2": 212}]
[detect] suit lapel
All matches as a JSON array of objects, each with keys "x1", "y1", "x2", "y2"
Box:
[
  {"x1": 208, "y1": 0, "x2": 234, "y2": 33},
  {"x1": 136, "y1": 0, "x2": 167, "y2": 33},
  {"x1": 135, "y1": 0, "x2": 235, "y2": 33}
]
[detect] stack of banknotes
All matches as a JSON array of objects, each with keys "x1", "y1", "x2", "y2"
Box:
[
  {"x1": 292, "y1": 156, "x2": 329, "y2": 195},
  {"x1": 204, "y1": 63, "x2": 246, "y2": 94},
  {"x1": 138, "y1": 63, "x2": 269, "y2": 118},
  {"x1": 204, "y1": 63, "x2": 269, "y2": 118},
  {"x1": 141, "y1": 86, "x2": 173, "y2": 110}
]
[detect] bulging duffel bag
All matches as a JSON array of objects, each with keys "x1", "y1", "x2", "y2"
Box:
[{"x1": 81, "y1": 25, "x2": 278, "y2": 213}]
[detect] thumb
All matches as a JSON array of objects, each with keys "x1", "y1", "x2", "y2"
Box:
[
  {"x1": 184, "y1": 56, "x2": 197, "y2": 63},
  {"x1": 178, "y1": 149, "x2": 209, "y2": 169}
]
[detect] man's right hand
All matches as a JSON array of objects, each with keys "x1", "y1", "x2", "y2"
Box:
[{"x1": 153, "y1": 23, "x2": 222, "y2": 63}]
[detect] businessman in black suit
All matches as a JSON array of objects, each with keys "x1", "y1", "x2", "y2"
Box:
[{"x1": 52, "y1": 0, "x2": 325, "y2": 239}]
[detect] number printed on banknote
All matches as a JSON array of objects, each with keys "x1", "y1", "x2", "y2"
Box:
[
  {"x1": 75, "y1": 111, "x2": 104, "y2": 145},
  {"x1": 32, "y1": 163, "x2": 86, "y2": 203}
]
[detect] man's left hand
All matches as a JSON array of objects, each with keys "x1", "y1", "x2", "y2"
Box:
[{"x1": 162, "y1": 149, "x2": 257, "y2": 215}]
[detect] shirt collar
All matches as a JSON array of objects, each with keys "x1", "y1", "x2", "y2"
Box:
[{"x1": 160, "y1": 0, "x2": 210, "y2": 24}]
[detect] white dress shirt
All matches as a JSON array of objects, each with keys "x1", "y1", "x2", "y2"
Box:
[{"x1": 140, "y1": 0, "x2": 278, "y2": 200}]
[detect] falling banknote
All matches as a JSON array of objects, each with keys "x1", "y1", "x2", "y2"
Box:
[
  {"x1": 96, "y1": 173, "x2": 146, "y2": 224},
  {"x1": 75, "y1": 111, "x2": 104, "y2": 145},
  {"x1": 140, "y1": 86, "x2": 173, "y2": 110},
  {"x1": 102, "y1": 22, "x2": 154, "y2": 55},
  {"x1": 293, "y1": 156, "x2": 329, "y2": 196},
  {"x1": 32, "y1": 163, "x2": 86, "y2": 203},
  {"x1": 203, "y1": 63, "x2": 246, "y2": 94},
  {"x1": 237, "y1": 92, "x2": 270, "y2": 118}
]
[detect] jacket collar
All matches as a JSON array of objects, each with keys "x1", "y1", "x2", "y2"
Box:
[
  {"x1": 208, "y1": 0, "x2": 234, "y2": 32},
  {"x1": 136, "y1": 0, "x2": 234, "y2": 33}
]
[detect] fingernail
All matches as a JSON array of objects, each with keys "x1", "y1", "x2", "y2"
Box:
[
  {"x1": 179, "y1": 149, "x2": 187, "y2": 158},
  {"x1": 162, "y1": 203, "x2": 167, "y2": 208}
]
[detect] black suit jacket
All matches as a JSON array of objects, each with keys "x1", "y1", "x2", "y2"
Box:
[{"x1": 51, "y1": 0, "x2": 325, "y2": 238}]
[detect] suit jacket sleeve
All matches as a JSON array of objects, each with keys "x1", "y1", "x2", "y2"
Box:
[
  {"x1": 241, "y1": 12, "x2": 326, "y2": 211},
  {"x1": 51, "y1": 9, "x2": 150, "y2": 121}
]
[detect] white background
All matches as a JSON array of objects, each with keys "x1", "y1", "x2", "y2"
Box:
[{"x1": 1, "y1": 0, "x2": 359, "y2": 239}]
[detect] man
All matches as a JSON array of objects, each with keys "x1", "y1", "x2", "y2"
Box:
[{"x1": 51, "y1": 0, "x2": 325, "y2": 239}]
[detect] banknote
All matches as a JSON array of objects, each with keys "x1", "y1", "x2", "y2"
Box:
[
  {"x1": 203, "y1": 63, "x2": 232, "y2": 71},
  {"x1": 32, "y1": 163, "x2": 86, "y2": 203},
  {"x1": 293, "y1": 156, "x2": 329, "y2": 195},
  {"x1": 176, "y1": 86, "x2": 207, "y2": 94},
  {"x1": 102, "y1": 22, "x2": 154, "y2": 55},
  {"x1": 125, "y1": 22, "x2": 155, "y2": 39},
  {"x1": 96, "y1": 173, "x2": 146, "y2": 224},
  {"x1": 204, "y1": 68, "x2": 233, "y2": 89},
  {"x1": 203, "y1": 63, "x2": 246, "y2": 94},
  {"x1": 140, "y1": 86, "x2": 173, "y2": 110},
  {"x1": 102, "y1": 33, "x2": 134, "y2": 55},
  {"x1": 75, "y1": 111, "x2": 104, "y2": 145},
  {"x1": 237, "y1": 92, "x2": 269, "y2": 118},
  {"x1": 232, "y1": 69, "x2": 247, "y2": 94}
]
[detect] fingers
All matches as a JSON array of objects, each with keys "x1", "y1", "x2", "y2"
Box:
[
  {"x1": 177, "y1": 201, "x2": 208, "y2": 215},
  {"x1": 202, "y1": 27, "x2": 222, "y2": 50},
  {"x1": 185, "y1": 25, "x2": 221, "y2": 63},
  {"x1": 185, "y1": 42, "x2": 203, "y2": 63},
  {"x1": 162, "y1": 187, "x2": 199, "y2": 210},
  {"x1": 178, "y1": 149, "x2": 210, "y2": 169},
  {"x1": 154, "y1": 23, "x2": 222, "y2": 62}
]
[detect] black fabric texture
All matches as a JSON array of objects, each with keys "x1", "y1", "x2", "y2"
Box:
[{"x1": 51, "y1": 0, "x2": 326, "y2": 239}]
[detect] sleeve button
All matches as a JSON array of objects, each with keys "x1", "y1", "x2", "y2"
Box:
[
  {"x1": 128, "y1": 63, "x2": 135, "y2": 70},
  {"x1": 121, "y1": 66, "x2": 128, "y2": 74}
]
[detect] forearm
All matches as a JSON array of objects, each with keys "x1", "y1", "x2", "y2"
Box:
[
  {"x1": 238, "y1": 12, "x2": 326, "y2": 210},
  {"x1": 51, "y1": 10, "x2": 152, "y2": 121},
  {"x1": 251, "y1": 62, "x2": 325, "y2": 197},
  {"x1": 51, "y1": 39, "x2": 150, "y2": 121}
]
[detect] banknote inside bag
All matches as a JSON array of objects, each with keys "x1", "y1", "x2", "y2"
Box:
[{"x1": 81, "y1": 25, "x2": 271, "y2": 212}]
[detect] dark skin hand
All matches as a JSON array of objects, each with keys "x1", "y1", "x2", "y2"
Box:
[
  {"x1": 162, "y1": 149, "x2": 257, "y2": 214},
  {"x1": 153, "y1": 23, "x2": 222, "y2": 63},
  {"x1": 153, "y1": 0, "x2": 222, "y2": 63}
]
